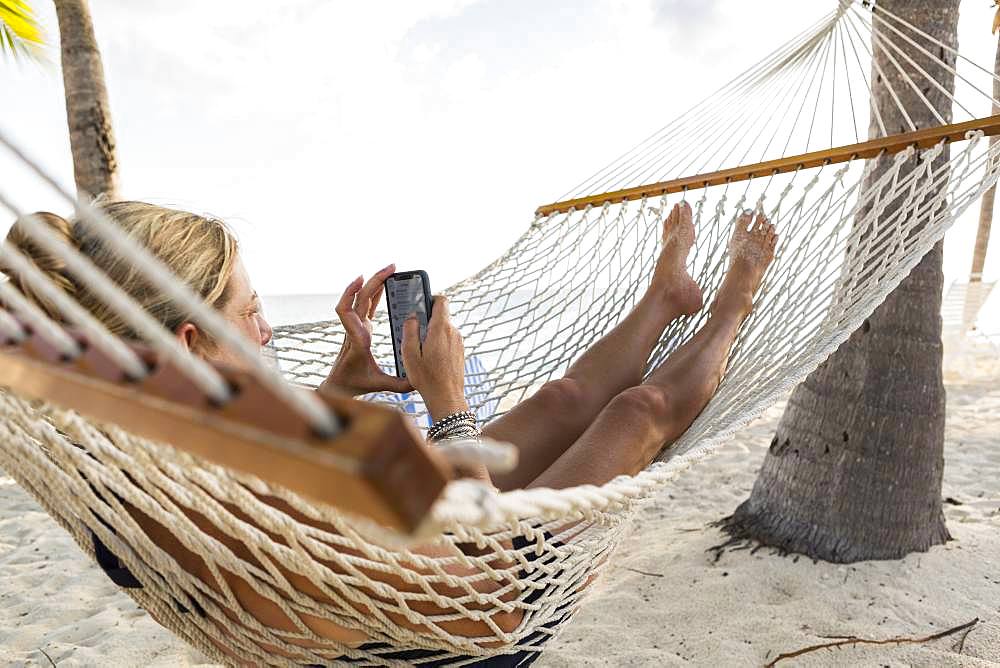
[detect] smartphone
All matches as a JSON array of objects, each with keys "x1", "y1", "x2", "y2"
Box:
[{"x1": 384, "y1": 270, "x2": 434, "y2": 378}]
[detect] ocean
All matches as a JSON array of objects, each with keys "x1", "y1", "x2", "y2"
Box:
[
  {"x1": 261, "y1": 294, "x2": 340, "y2": 327},
  {"x1": 264, "y1": 281, "x2": 1000, "y2": 338}
]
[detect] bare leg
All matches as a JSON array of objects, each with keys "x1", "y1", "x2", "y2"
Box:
[
  {"x1": 486, "y1": 203, "x2": 704, "y2": 490},
  {"x1": 529, "y1": 211, "x2": 777, "y2": 489}
]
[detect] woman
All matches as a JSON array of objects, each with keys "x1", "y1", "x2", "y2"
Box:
[{"x1": 5, "y1": 199, "x2": 776, "y2": 662}]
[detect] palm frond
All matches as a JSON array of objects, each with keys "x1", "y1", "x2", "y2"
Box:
[{"x1": 0, "y1": 0, "x2": 45, "y2": 62}]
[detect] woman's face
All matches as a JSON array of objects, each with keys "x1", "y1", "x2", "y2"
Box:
[{"x1": 176, "y1": 254, "x2": 273, "y2": 369}]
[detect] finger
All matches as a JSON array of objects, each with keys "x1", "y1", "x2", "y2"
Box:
[
  {"x1": 370, "y1": 263, "x2": 396, "y2": 311},
  {"x1": 340, "y1": 309, "x2": 368, "y2": 342},
  {"x1": 355, "y1": 264, "x2": 394, "y2": 317},
  {"x1": 338, "y1": 285, "x2": 368, "y2": 339},
  {"x1": 335, "y1": 276, "x2": 370, "y2": 341},
  {"x1": 401, "y1": 314, "x2": 421, "y2": 369},
  {"x1": 429, "y1": 294, "x2": 449, "y2": 328},
  {"x1": 368, "y1": 272, "x2": 390, "y2": 318},
  {"x1": 335, "y1": 276, "x2": 363, "y2": 317}
]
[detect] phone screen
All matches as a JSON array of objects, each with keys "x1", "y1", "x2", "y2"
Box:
[{"x1": 385, "y1": 272, "x2": 431, "y2": 378}]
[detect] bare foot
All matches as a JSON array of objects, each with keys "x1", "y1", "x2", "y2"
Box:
[
  {"x1": 713, "y1": 210, "x2": 777, "y2": 319},
  {"x1": 650, "y1": 202, "x2": 703, "y2": 316}
]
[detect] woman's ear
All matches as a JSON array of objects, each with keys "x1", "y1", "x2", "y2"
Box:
[{"x1": 175, "y1": 322, "x2": 199, "y2": 352}]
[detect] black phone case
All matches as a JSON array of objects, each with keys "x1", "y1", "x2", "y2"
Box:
[{"x1": 384, "y1": 270, "x2": 434, "y2": 378}]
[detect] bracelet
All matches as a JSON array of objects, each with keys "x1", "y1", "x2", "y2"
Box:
[
  {"x1": 429, "y1": 417, "x2": 479, "y2": 442},
  {"x1": 434, "y1": 423, "x2": 481, "y2": 441},
  {"x1": 427, "y1": 410, "x2": 475, "y2": 437},
  {"x1": 428, "y1": 410, "x2": 479, "y2": 442}
]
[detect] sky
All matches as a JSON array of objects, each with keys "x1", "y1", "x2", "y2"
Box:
[{"x1": 1, "y1": 0, "x2": 998, "y2": 306}]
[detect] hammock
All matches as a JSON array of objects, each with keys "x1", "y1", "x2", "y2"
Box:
[
  {"x1": 942, "y1": 280, "x2": 995, "y2": 335},
  {"x1": 1, "y1": 1, "x2": 998, "y2": 664}
]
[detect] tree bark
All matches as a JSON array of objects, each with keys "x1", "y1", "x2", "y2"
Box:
[
  {"x1": 720, "y1": 0, "x2": 957, "y2": 563},
  {"x1": 52, "y1": 0, "x2": 118, "y2": 200}
]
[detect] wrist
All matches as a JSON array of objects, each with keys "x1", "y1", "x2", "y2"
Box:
[{"x1": 423, "y1": 395, "x2": 470, "y2": 422}]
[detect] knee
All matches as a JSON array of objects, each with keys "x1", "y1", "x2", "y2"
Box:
[
  {"x1": 606, "y1": 385, "x2": 678, "y2": 436},
  {"x1": 531, "y1": 378, "x2": 591, "y2": 425}
]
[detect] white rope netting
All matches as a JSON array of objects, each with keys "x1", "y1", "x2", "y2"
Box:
[{"x1": 0, "y1": 1, "x2": 996, "y2": 664}]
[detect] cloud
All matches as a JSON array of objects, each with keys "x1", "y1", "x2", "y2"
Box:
[
  {"x1": 650, "y1": 0, "x2": 720, "y2": 42},
  {"x1": 398, "y1": 0, "x2": 603, "y2": 81}
]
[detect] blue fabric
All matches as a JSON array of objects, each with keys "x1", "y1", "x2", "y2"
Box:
[{"x1": 379, "y1": 354, "x2": 498, "y2": 427}]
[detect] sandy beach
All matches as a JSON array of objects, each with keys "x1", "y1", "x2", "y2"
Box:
[
  {"x1": 1, "y1": 345, "x2": 998, "y2": 666},
  {"x1": 540, "y1": 350, "x2": 1000, "y2": 667}
]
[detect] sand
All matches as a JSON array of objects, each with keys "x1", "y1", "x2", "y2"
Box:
[
  {"x1": 540, "y1": 370, "x2": 1000, "y2": 667},
  {"x1": 1, "y1": 347, "x2": 998, "y2": 666}
]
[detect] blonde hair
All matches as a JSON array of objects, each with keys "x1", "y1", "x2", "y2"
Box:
[{"x1": 4, "y1": 201, "x2": 238, "y2": 349}]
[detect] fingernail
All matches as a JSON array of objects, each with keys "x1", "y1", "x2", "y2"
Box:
[
  {"x1": 743, "y1": 209, "x2": 753, "y2": 216},
  {"x1": 383, "y1": 263, "x2": 394, "y2": 272}
]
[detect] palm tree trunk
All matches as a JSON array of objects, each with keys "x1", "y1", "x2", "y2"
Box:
[
  {"x1": 963, "y1": 30, "x2": 1000, "y2": 330},
  {"x1": 971, "y1": 184, "x2": 995, "y2": 284},
  {"x1": 52, "y1": 0, "x2": 118, "y2": 200},
  {"x1": 720, "y1": 0, "x2": 956, "y2": 563}
]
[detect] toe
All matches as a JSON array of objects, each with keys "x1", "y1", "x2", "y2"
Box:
[
  {"x1": 736, "y1": 210, "x2": 753, "y2": 232},
  {"x1": 663, "y1": 206, "x2": 677, "y2": 234}
]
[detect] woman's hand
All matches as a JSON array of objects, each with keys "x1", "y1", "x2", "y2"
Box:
[
  {"x1": 320, "y1": 264, "x2": 413, "y2": 397},
  {"x1": 401, "y1": 295, "x2": 469, "y2": 422}
]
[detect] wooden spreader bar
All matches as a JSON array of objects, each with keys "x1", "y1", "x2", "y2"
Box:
[
  {"x1": 0, "y1": 323, "x2": 451, "y2": 534},
  {"x1": 536, "y1": 114, "x2": 1000, "y2": 217}
]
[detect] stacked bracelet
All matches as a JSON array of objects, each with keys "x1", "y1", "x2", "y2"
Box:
[{"x1": 428, "y1": 410, "x2": 480, "y2": 443}]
